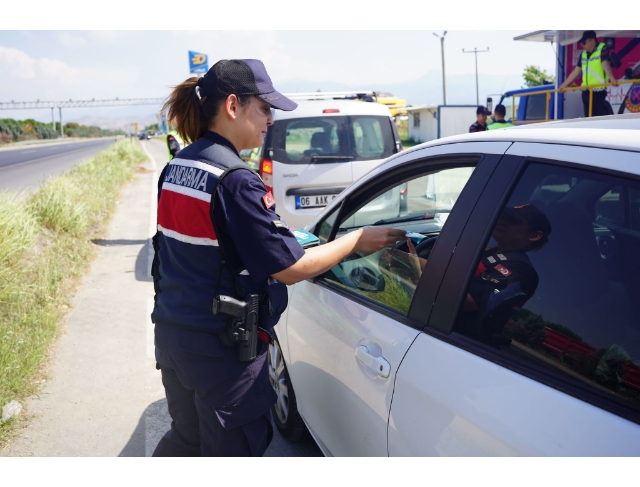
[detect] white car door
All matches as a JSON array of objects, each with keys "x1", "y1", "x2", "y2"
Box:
[
  {"x1": 283, "y1": 152, "x2": 491, "y2": 456},
  {"x1": 389, "y1": 145, "x2": 640, "y2": 455},
  {"x1": 286, "y1": 280, "x2": 419, "y2": 456}
]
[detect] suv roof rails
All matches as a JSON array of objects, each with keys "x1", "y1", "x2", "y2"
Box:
[{"x1": 283, "y1": 91, "x2": 376, "y2": 101}]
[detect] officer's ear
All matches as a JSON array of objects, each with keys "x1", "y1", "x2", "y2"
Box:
[
  {"x1": 224, "y1": 94, "x2": 240, "y2": 121},
  {"x1": 528, "y1": 230, "x2": 543, "y2": 243}
]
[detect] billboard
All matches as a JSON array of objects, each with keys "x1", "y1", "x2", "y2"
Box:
[
  {"x1": 565, "y1": 37, "x2": 640, "y2": 114},
  {"x1": 189, "y1": 51, "x2": 208, "y2": 74}
]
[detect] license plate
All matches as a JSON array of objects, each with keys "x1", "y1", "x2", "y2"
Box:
[{"x1": 295, "y1": 194, "x2": 337, "y2": 209}]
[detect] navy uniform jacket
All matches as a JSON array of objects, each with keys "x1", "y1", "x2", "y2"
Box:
[
  {"x1": 455, "y1": 247, "x2": 539, "y2": 343},
  {"x1": 152, "y1": 131, "x2": 304, "y2": 333}
]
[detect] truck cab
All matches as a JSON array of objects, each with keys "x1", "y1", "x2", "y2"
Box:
[{"x1": 490, "y1": 84, "x2": 556, "y2": 125}]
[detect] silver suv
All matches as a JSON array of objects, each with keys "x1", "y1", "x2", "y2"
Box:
[{"x1": 256, "y1": 99, "x2": 403, "y2": 229}]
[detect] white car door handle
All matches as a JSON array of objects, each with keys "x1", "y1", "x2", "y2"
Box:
[{"x1": 355, "y1": 346, "x2": 390, "y2": 378}]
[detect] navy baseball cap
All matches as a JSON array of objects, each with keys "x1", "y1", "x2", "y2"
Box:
[
  {"x1": 578, "y1": 30, "x2": 597, "y2": 44},
  {"x1": 476, "y1": 105, "x2": 490, "y2": 115},
  {"x1": 198, "y1": 59, "x2": 297, "y2": 111},
  {"x1": 501, "y1": 204, "x2": 552, "y2": 237}
]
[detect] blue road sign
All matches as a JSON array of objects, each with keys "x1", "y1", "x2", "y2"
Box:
[{"x1": 189, "y1": 51, "x2": 208, "y2": 74}]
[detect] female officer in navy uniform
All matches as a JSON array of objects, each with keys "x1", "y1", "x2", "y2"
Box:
[{"x1": 151, "y1": 59, "x2": 406, "y2": 457}]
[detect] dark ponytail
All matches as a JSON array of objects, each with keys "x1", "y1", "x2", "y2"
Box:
[
  {"x1": 162, "y1": 77, "x2": 208, "y2": 145},
  {"x1": 163, "y1": 77, "x2": 253, "y2": 145}
]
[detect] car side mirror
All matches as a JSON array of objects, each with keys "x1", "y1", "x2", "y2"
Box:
[{"x1": 349, "y1": 266, "x2": 386, "y2": 293}]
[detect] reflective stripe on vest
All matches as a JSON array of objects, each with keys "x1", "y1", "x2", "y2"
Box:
[{"x1": 581, "y1": 43, "x2": 607, "y2": 89}]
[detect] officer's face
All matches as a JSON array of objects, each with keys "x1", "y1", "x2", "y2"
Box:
[
  {"x1": 236, "y1": 97, "x2": 274, "y2": 150},
  {"x1": 492, "y1": 213, "x2": 543, "y2": 251},
  {"x1": 582, "y1": 38, "x2": 596, "y2": 53}
]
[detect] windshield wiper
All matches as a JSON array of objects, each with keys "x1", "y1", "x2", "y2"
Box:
[
  {"x1": 373, "y1": 212, "x2": 439, "y2": 226},
  {"x1": 310, "y1": 155, "x2": 354, "y2": 163}
]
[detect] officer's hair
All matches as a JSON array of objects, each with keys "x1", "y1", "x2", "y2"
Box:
[{"x1": 162, "y1": 77, "x2": 251, "y2": 145}]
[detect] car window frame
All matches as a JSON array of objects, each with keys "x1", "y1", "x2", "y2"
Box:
[
  {"x1": 309, "y1": 152, "x2": 501, "y2": 330},
  {"x1": 428, "y1": 148, "x2": 640, "y2": 426}
]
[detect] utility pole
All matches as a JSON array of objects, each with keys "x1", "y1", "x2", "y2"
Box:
[
  {"x1": 59, "y1": 106, "x2": 63, "y2": 137},
  {"x1": 433, "y1": 31, "x2": 447, "y2": 105},
  {"x1": 462, "y1": 47, "x2": 489, "y2": 105}
]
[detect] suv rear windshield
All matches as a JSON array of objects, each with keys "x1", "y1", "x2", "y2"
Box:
[{"x1": 268, "y1": 115, "x2": 396, "y2": 165}]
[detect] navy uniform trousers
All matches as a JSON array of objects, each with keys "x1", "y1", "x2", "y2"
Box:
[{"x1": 152, "y1": 322, "x2": 274, "y2": 456}]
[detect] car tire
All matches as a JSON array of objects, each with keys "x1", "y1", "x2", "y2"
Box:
[{"x1": 268, "y1": 335, "x2": 308, "y2": 442}]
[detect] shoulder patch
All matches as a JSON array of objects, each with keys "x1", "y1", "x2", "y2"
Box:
[
  {"x1": 272, "y1": 220, "x2": 288, "y2": 229},
  {"x1": 262, "y1": 191, "x2": 275, "y2": 209},
  {"x1": 494, "y1": 264, "x2": 512, "y2": 277}
]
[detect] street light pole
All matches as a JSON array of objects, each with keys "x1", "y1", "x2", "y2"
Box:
[
  {"x1": 462, "y1": 47, "x2": 489, "y2": 105},
  {"x1": 433, "y1": 31, "x2": 447, "y2": 105}
]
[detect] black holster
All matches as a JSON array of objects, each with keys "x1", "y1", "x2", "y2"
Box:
[{"x1": 213, "y1": 294, "x2": 260, "y2": 362}]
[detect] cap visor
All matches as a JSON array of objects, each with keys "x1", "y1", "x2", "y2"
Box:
[{"x1": 259, "y1": 91, "x2": 298, "y2": 111}]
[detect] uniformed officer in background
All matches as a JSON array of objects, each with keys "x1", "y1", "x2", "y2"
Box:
[
  {"x1": 166, "y1": 124, "x2": 183, "y2": 160},
  {"x1": 151, "y1": 58, "x2": 406, "y2": 457},
  {"x1": 487, "y1": 104, "x2": 513, "y2": 130},
  {"x1": 559, "y1": 30, "x2": 618, "y2": 117},
  {"x1": 469, "y1": 105, "x2": 490, "y2": 132}
]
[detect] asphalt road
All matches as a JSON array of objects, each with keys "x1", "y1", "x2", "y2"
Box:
[
  {"x1": 0, "y1": 138, "x2": 117, "y2": 196},
  {"x1": 0, "y1": 138, "x2": 323, "y2": 457}
]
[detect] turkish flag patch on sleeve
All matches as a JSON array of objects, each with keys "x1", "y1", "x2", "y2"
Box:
[
  {"x1": 262, "y1": 191, "x2": 275, "y2": 209},
  {"x1": 494, "y1": 264, "x2": 512, "y2": 277}
]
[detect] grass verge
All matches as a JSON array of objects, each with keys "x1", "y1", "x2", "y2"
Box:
[{"x1": 0, "y1": 139, "x2": 146, "y2": 445}]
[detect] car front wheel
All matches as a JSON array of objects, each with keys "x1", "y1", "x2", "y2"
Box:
[{"x1": 268, "y1": 336, "x2": 308, "y2": 442}]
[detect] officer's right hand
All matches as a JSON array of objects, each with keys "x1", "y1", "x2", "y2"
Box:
[{"x1": 354, "y1": 227, "x2": 407, "y2": 253}]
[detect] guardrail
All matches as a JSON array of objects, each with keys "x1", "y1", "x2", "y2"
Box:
[{"x1": 508, "y1": 79, "x2": 640, "y2": 124}]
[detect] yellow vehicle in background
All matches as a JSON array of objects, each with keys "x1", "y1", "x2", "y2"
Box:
[{"x1": 373, "y1": 92, "x2": 407, "y2": 118}]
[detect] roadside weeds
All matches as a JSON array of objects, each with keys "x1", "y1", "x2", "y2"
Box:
[{"x1": 0, "y1": 139, "x2": 146, "y2": 446}]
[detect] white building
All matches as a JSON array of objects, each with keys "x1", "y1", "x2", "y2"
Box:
[{"x1": 406, "y1": 105, "x2": 478, "y2": 143}]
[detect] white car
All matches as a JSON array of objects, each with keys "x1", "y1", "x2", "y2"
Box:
[
  {"x1": 256, "y1": 99, "x2": 403, "y2": 230},
  {"x1": 269, "y1": 114, "x2": 640, "y2": 456}
]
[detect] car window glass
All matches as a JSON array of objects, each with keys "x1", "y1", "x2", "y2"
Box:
[
  {"x1": 321, "y1": 165, "x2": 476, "y2": 315},
  {"x1": 630, "y1": 189, "x2": 640, "y2": 231},
  {"x1": 283, "y1": 118, "x2": 341, "y2": 162},
  {"x1": 316, "y1": 206, "x2": 340, "y2": 245},
  {"x1": 595, "y1": 186, "x2": 624, "y2": 225},
  {"x1": 352, "y1": 117, "x2": 385, "y2": 159},
  {"x1": 453, "y1": 162, "x2": 640, "y2": 411}
]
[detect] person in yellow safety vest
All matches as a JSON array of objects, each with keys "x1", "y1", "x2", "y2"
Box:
[
  {"x1": 167, "y1": 128, "x2": 184, "y2": 160},
  {"x1": 559, "y1": 30, "x2": 618, "y2": 117},
  {"x1": 487, "y1": 104, "x2": 512, "y2": 130}
]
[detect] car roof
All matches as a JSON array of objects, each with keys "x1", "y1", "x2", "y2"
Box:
[
  {"x1": 273, "y1": 99, "x2": 392, "y2": 120},
  {"x1": 408, "y1": 113, "x2": 640, "y2": 154}
]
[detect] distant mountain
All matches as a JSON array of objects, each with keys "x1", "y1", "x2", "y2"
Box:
[{"x1": 278, "y1": 70, "x2": 524, "y2": 107}]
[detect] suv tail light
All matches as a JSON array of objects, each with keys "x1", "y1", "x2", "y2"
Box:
[
  {"x1": 259, "y1": 157, "x2": 273, "y2": 193},
  {"x1": 400, "y1": 182, "x2": 408, "y2": 195}
]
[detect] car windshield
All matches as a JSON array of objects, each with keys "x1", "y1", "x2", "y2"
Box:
[{"x1": 269, "y1": 115, "x2": 396, "y2": 164}]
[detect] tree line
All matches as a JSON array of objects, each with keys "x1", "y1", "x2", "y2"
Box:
[{"x1": 0, "y1": 118, "x2": 124, "y2": 144}]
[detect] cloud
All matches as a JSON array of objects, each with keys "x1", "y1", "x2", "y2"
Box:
[
  {"x1": 0, "y1": 45, "x2": 143, "y2": 100},
  {"x1": 0, "y1": 46, "x2": 36, "y2": 79},
  {"x1": 57, "y1": 32, "x2": 87, "y2": 49}
]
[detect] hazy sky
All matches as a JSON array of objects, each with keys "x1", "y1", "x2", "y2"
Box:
[{"x1": 0, "y1": 2, "x2": 609, "y2": 125}]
